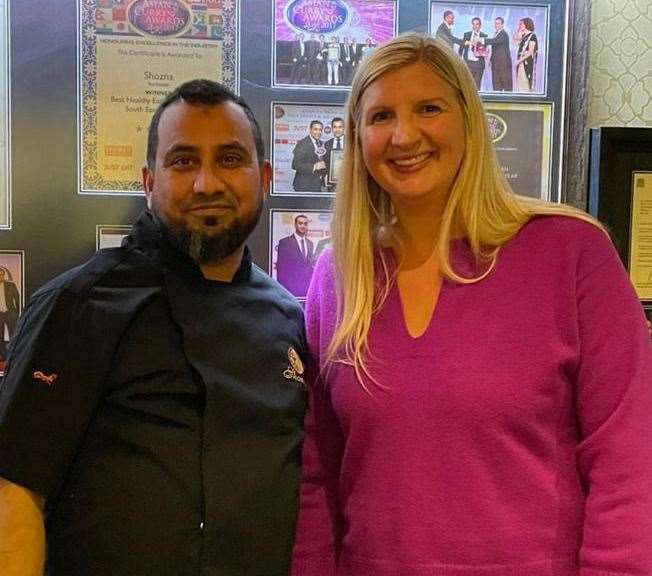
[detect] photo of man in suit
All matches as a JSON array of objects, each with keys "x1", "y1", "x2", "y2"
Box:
[
  {"x1": 459, "y1": 17, "x2": 488, "y2": 89},
  {"x1": 291, "y1": 120, "x2": 327, "y2": 192},
  {"x1": 275, "y1": 214, "x2": 314, "y2": 298},
  {"x1": 325, "y1": 117, "x2": 345, "y2": 191},
  {"x1": 340, "y1": 36, "x2": 357, "y2": 84},
  {"x1": 289, "y1": 32, "x2": 308, "y2": 84},
  {"x1": 484, "y1": 16, "x2": 513, "y2": 91},
  {"x1": 434, "y1": 10, "x2": 463, "y2": 50}
]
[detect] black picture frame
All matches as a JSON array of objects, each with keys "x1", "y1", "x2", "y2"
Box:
[{"x1": 587, "y1": 127, "x2": 652, "y2": 274}]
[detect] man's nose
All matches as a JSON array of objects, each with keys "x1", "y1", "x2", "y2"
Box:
[{"x1": 193, "y1": 164, "x2": 225, "y2": 195}]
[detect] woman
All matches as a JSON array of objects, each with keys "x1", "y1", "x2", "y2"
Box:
[
  {"x1": 291, "y1": 34, "x2": 652, "y2": 576},
  {"x1": 514, "y1": 17, "x2": 538, "y2": 91}
]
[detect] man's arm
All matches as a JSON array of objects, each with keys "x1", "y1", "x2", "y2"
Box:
[{"x1": 0, "y1": 477, "x2": 45, "y2": 576}]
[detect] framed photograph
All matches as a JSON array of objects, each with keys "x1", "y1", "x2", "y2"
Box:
[
  {"x1": 273, "y1": 0, "x2": 398, "y2": 89},
  {"x1": 0, "y1": 0, "x2": 10, "y2": 229},
  {"x1": 78, "y1": 0, "x2": 240, "y2": 195},
  {"x1": 271, "y1": 102, "x2": 347, "y2": 196},
  {"x1": 484, "y1": 101, "x2": 553, "y2": 200},
  {"x1": 588, "y1": 127, "x2": 652, "y2": 293},
  {"x1": 96, "y1": 224, "x2": 132, "y2": 250},
  {"x1": 269, "y1": 209, "x2": 332, "y2": 300},
  {"x1": 0, "y1": 250, "x2": 24, "y2": 374},
  {"x1": 429, "y1": 1, "x2": 549, "y2": 96}
]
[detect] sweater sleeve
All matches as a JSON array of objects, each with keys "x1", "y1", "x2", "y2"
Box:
[
  {"x1": 291, "y1": 251, "x2": 344, "y2": 575},
  {"x1": 574, "y1": 231, "x2": 652, "y2": 575}
]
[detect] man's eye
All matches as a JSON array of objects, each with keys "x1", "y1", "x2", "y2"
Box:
[
  {"x1": 172, "y1": 157, "x2": 194, "y2": 167},
  {"x1": 222, "y1": 154, "x2": 243, "y2": 165}
]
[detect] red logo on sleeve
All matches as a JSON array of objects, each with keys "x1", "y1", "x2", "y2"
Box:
[{"x1": 33, "y1": 371, "x2": 58, "y2": 386}]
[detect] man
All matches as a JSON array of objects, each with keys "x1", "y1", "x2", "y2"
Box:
[
  {"x1": 289, "y1": 32, "x2": 308, "y2": 84},
  {"x1": 459, "y1": 17, "x2": 488, "y2": 89},
  {"x1": 326, "y1": 35, "x2": 341, "y2": 85},
  {"x1": 0, "y1": 268, "x2": 19, "y2": 359},
  {"x1": 291, "y1": 120, "x2": 326, "y2": 192},
  {"x1": 305, "y1": 33, "x2": 320, "y2": 84},
  {"x1": 0, "y1": 79, "x2": 307, "y2": 575},
  {"x1": 312, "y1": 34, "x2": 328, "y2": 84},
  {"x1": 276, "y1": 214, "x2": 314, "y2": 298},
  {"x1": 484, "y1": 16, "x2": 513, "y2": 91},
  {"x1": 324, "y1": 116, "x2": 345, "y2": 191},
  {"x1": 434, "y1": 10, "x2": 463, "y2": 50},
  {"x1": 340, "y1": 36, "x2": 357, "y2": 84}
]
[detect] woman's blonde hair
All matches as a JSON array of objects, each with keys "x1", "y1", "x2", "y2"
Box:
[{"x1": 328, "y1": 33, "x2": 599, "y2": 387}]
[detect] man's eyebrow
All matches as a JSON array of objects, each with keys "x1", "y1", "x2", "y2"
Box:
[{"x1": 163, "y1": 143, "x2": 198, "y2": 158}]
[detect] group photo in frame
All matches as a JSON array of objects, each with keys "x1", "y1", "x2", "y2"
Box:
[
  {"x1": 484, "y1": 101, "x2": 553, "y2": 200},
  {"x1": 269, "y1": 209, "x2": 332, "y2": 300},
  {"x1": 271, "y1": 102, "x2": 347, "y2": 196},
  {"x1": 78, "y1": 0, "x2": 240, "y2": 195},
  {"x1": 272, "y1": 0, "x2": 397, "y2": 89},
  {"x1": 0, "y1": 250, "x2": 23, "y2": 374},
  {"x1": 429, "y1": 1, "x2": 549, "y2": 96}
]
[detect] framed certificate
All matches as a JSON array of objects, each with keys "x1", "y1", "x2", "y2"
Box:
[
  {"x1": 483, "y1": 101, "x2": 553, "y2": 200},
  {"x1": 588, "y1": 127, "x2": 652, "y2": 299},
  {"x1": 96, "y1": 224, "x2": 132, "y2": 250},
  {"x1": 78, "y1": 0, "x2": 240, "y2": 195}
]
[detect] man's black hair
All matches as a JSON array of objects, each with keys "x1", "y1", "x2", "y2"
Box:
[
  {"x1": 309, "y1": 119, "x2": 324, "y2": 130},
  {"x1": 331, "y1": 117, "x2": 344, "y2": 126},
  {"x1": 146, "y1": 78, "x2": 265, "y2": 169}
]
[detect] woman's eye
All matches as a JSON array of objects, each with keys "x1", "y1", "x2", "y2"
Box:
[
  {"x1": 370, "y1": 110, "x2": 391, "y2": 123},
  {"x1": 422, "y1": 104, "x2": 441, "y2": 115}
]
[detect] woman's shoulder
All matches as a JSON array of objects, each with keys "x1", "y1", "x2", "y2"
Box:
[{"x1": 509, "y1": 214, "x2": 618, "y2": 272}]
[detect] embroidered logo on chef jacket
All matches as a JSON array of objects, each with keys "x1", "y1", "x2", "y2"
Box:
[
  {"x1": 33, "y1": 371, "x2": 58, "y2": 386},
  {"x1": 284, "y1": 346, "x2": 306, "y2": 388}
]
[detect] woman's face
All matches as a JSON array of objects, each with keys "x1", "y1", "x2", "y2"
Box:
[{"x1": 358, "y1": 61, "x2": 466, "y2": 212}]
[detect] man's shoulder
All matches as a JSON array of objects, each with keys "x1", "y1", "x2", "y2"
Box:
[
  {"x1": 31, "y1": 246, "x2": 160, "y2": 302},
  {"x1": 249, "y1": 264, "x2": 304, "y2": 315}
]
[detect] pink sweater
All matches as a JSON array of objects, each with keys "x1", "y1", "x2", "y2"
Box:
[{"x1": 291, "y1": 217, "x2": 652, "y2": 576}]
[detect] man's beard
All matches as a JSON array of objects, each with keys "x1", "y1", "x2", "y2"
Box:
[{"x1": 158, "y1": 199, "x2": 263, "y2": 265}]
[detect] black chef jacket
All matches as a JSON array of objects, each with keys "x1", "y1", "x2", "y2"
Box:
[{"x1": 0, "y1": 211, "x2": 307, "y2": 575}]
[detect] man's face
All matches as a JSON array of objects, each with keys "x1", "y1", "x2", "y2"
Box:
[
  {"x1": 294, "y1": 216, "x2": 308, "y2": 237},
  {"x1": 444, "y1": 13, "x2": 454, "y2": 25},
  {"x1": 495, "y1": 18, "x2": 503, "y2": 32},
  {"x1": 143, "y1": 100, "x2": 271, "y2": 264},
  {"x1": 331, "y1": 120, "x2": 345, "y2": 138},
  {"x1": 310, "y1": 122, "x2": 323, "y2": 140},
  {"x1": 472, "y1": 19, "x2": 481, "y2": 32}
]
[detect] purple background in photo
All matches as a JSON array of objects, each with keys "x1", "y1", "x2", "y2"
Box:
[
  {"x1": 430, "y1": 2, "x2": 548, "y2": 94},
  {"x1": 276, "y1": 0, "x2": 396, "y2": 44}
]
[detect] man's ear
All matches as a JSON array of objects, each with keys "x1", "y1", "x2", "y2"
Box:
[
  {"x1": 260, "y1": 160, "x2": 272, "y2": 198},
  {"x1": 142, "y1": 166, "x2": 153, "y2": 209}
]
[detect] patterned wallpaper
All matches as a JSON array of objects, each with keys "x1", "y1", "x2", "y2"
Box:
[{"x1": 587, "y1": 0, "x2": 652, "y2": 127}]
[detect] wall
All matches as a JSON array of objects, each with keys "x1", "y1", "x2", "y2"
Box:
[{"x1": 587, "y1": 0, "x2": 652, "y2": 127}]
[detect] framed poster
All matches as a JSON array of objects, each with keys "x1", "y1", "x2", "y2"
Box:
[
  {"x1": 0, "y1": 0, "x2": 10, "y2": 229},
  {"x1": 271, "y1": 101, "x2": 346, "y2": 196},
  {"x1": 588, "y1": 127, "x2": 652, "y2": 294},
  {"x1": 429, "y1": 1, "x2": 549, "y2": 96},
  {"x1": 269, "y1": 209, "x2": 332, "y2": 300},
  {"x1": 0, "y1": 250, "x2": 24, "y2": 374},
  {"x1": 273, "y1": 0, "x2": 398, "y2": 89},
  {"x1": 78, "y1": 0, "x2": 240, "y2": 195},
  {"x1": 484, "y1": 101, "x2": 552, "y2": 200},
  {"x1": 96, "y1": 224, "x2": 132, "y2": 249}
]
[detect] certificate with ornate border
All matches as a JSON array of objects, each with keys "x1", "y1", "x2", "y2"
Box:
[
  {"x1": 483, "y1": 101, "x2": 553, "y2": 200},
  {"x1": 78, "y1": 0, "x2": 240, "y2": 195},
  {"x1": 0, "y1": 0, "x2": 10, "y2": 228},
  {"x1": 0, "y1": 250, "x2": 24, "y2": 375},
  {"x1": 629, "y1": 172, "x2": 652, "y2": 300}
]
